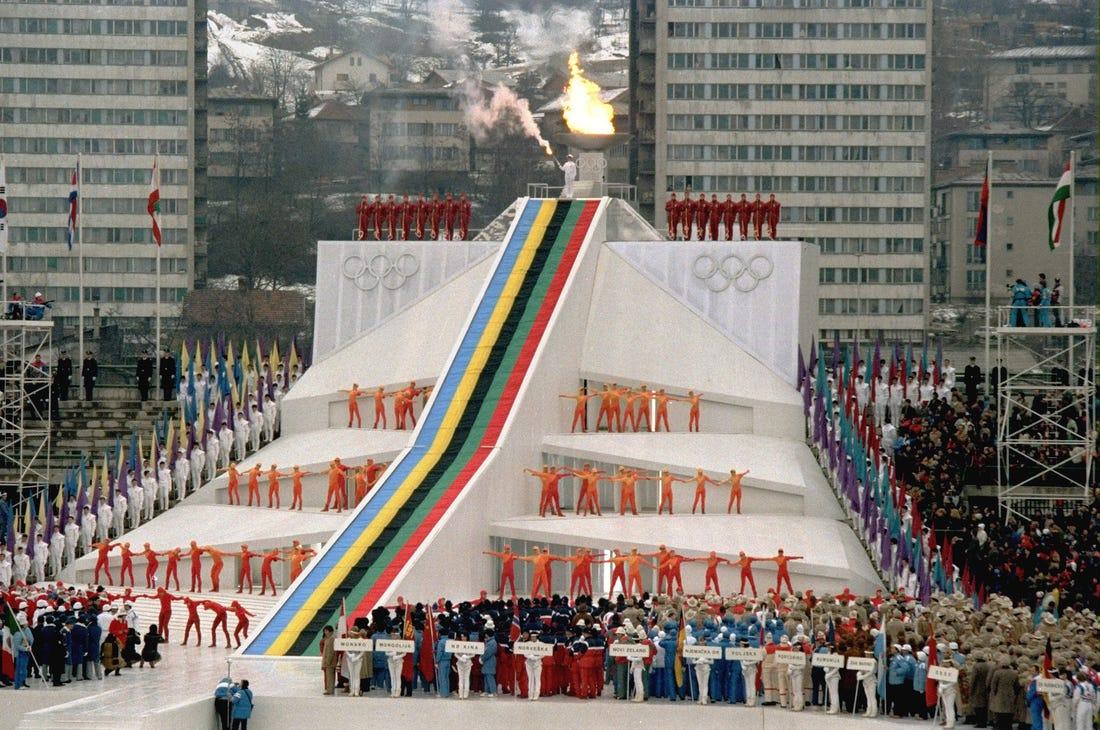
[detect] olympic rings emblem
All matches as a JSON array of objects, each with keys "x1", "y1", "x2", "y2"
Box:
[
  {"x1": 692, "y1": 254, "x2": 773, "y2": 293},
  {"x1": 342, "y1": 253, "x2": 420, "y2": 291}
]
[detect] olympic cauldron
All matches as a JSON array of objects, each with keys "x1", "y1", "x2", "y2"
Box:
[{"x1": 554, "y1": 131, "x2": 631, "y2": 197}]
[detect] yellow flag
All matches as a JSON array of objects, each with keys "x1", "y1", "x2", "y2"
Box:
[
  {"x1": 674, "y1": 607, "x2": 686, "y2": 688},
  {"x1": 23, "y1": 502, "x2": 30, "y2": 534},
  {"x1": 270, "y1": 340, "x2": 281, "y2": 373},
  {"x1": 165, "y1": 418, "x2": 176, "y2": 456},
  {"x1": 54, "y1": 487, "x2": 63, "y2": 510},
  {"x1": 38, "y1": 490, "x2": 46, "y2": 526},
  {"x1": 180, "y1": 341, "x2": 190, "y2": 373},
  {"x1": 240, "y1": 340, "x2": 251, "y2": 374},
  {"x1": 148, "y1": 429, "x2": 157, "y2": 466},
  {"x1": 288, "y1": 340, "x2": 299, "y2": 375},
  {"x1": 226, "y1": 340, "x2": 236, "y2": 372}
]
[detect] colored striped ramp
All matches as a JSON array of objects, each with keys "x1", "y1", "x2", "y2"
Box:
[{"x1": 243, "y1": 198, "x2": 601, "y2": 656}]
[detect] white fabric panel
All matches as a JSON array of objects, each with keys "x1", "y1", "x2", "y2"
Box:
[
  {"x1": 605, "y1": 240, "x2": 807, "y2": 385},
  {"x1": 312, "y1": 240, "x2": 500, "y2": 361}
]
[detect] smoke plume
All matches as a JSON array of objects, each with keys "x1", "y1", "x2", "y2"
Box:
[
  {"x1": 463, "y1": 80, "x2": 553, "y2": 155},
  {"x1": 502, "y1": 7, "x2": 593, "y2": 64}
]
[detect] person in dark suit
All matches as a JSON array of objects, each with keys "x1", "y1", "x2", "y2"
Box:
[
  {"x1": 159, "y1": 348, "x2": 177, "y2": 400},
  {"x1": 990, "y1": 359, "x2": 1008, "y2": 400},
  {"x1": 81, "y1": 351, "x2": 98, "y2": 401},
  {"x1": 962, "y1": 356, "x2": 982, "y2": 404},
  {"x1": 55, "y1": 350, "x2": 73, "y2": 401},
  {"x1": 135, "y1": 350, "x2": 154, "y2": 402}
]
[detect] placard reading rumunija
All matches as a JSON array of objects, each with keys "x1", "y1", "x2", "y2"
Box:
[
  {"x1": 445, "y1": 640, "x2": 486, "y2": 655},
  {"x1": 334, "y1": 638, "x2": 374, "y2": 652},
  {"x1": 811, "y1": 653, "x2": 845, "y2": 668},
  {"x1": 374, "y1": 639, "x2": 415, "y2": 653}
]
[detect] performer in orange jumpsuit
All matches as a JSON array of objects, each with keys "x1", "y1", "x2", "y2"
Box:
[
  {"x1": 625, "y1": 548, "x2": 657, "y2": 596},
  {"x1": 399, "y1": 193, "x2": 414, "y2": 240},
  {"x1": 91, "y1": 540, "x2": 117, "y2": 585},
  {"x1": 188, "y1": 540, "x2": 204, "y2": 592},
  {"x1": 258, "y1": 548, "x2": 282, "y2": 596},
  {"x1": 266, "y1": 464, "x2": 288, "y2": 508},
  {"x1": 519, "y1": 547, "x2": 556, "y2": 599},
  {"x1": 353, "y1": 465, "x2": 370, "y2": 504},
  {"x1": 765, "y1": 193, "x2": 781, "y2": 240},
  {"x1": 723, "y1": 468, "x2": 750, "y2": 514},
  {"x1": 708, "y1": 194, "x2": 721, "y2": 240},
  {"x1": 180, "y1": 595, "x2": 203, "y2": 646},
  {"x1": 458, "y1": 192, "x2": 472, "y2": 240},
  {"x1": 664, "y1": 193, "x2": 680, "y2": 239},
  {"x1": 622, "y1": 387, "x2": 643, "y2": 432},
  {"x1": 147, "y1": 587, "x2": 180, "y2": 640},
  {"x1": 203, "y1": 600, "x2": 232, "y2": 648},
  {"x1": 524, "y1": 466, "x2": 565, "y2": 517},
  {"x1": 606, "y1": 549, "x2": 627, "y2": 598},
  {"x1": 230, "y1": 600, "x2": 255, "y2": 648},
  {"x1": 609, "y1": 384, "x2": 627, "y2": 432},
  {"x1": 689, "y1": 468, "x2": 720, "y2": 514},
  {"x1": 415, "y1": 192, "x2": 429, "y2": 240},
  {"x1": 429, "y1": 192, "x2": 442, "y2": 240},
  {"x1": 163, "y1": 546, "x2": 182, "y2": 590},
  {"x1": 594, "y1": 384, "x2": 614, "y2": 432},
  {"x1": 766, "y1": 549, "x2": 803, "y2": 594},
  {"x1": 683, "y1": 390, "x2": 703, "y2": 432},
  {"x1": 722, "y1": 194, "x2": 736, "y2": 240},
  {"x1": 695, "y1": 194, "x2": 710, "y2": 241},
  {"x1": 402, "y1": 381, "x2": 422, "y2": 428},
  {"x1": 342, "y1": 383, "x2": 365, "y2": 428},
  {"x1": 355, "y1": 195, "x2": 370, "y2": 240},
  {"x1": 688, "y1": 551, "x2": 732, "y2": 594},
  {"x1": 288, "y1": 540, "x2": 316, "y2": 582},
  {"x1": 665, "y1": 551, "x2": 688, "y2": 594},
  {"x1": 443, "y1": 192, "x2": 458, "y2": 240},
  {"x1": 483, "y1": 544, "x2": 518, "y2": 599},
  {"x1": 563, "y1": 548, "x2": 597, "y2": 599},
  {"x1": 236, "y1": 543, "x2": 259, "y2": 594},
  {"x1": 653, "y1": 389, "x2": 674, "y2": 432},
  {"x1": 204, "y1": 545, "x2": 230, "y2": 592},
  {"x1": 635, "y1": 385, "x2": 653, "y2": 432},
  {"x1": 364, "y1": 458, "x2": 386, "y2": 492},
  {"x1": 751, "y1": 193, "x2": 766, "y2": 240},
  {"x1": 246, "y1": 464, "x2": 262, "y2": 507},
  {"x1": 322, "y1": 458, "x2": 349, "y2": 512},
  {"x1": 372, "y1": 386, "x2": 391, "y2": 429},
  {"x1": 607, "y1": 467, "x2": 654, "y2": 516},
  {"x1": 646, "y1": 545, "x2": 672, "y2": 594},
  {"x1": 384, "y1": 194, "x2": 398, "y2": 240},
  {"x1": 225, "y1": 463, "x2": 241, "y2": 505},
  {"x1": 141, "y1": 543, "x2": 160, "y2": 588},
  {"x1": 735, "y1": 193, "x2": 751, "y2": 240},
  {"x1": 657, "y1": 471, "x2": 685, "y2": 515},
  {"x1": 119, "y1": 542, "x2": 137, "y2": 586},
  {"x1": 568, "y1": 464, "x2": 604, "y2": 516},
  {"x1": 289, "y1": 466, "x2": 310, "y2": 511},
  {"x1": 681, "y1": 192, "x2": 696, "y2": 240},
  {"x1": 559, "y1": 388, "x2": 593, "y2": 433}
]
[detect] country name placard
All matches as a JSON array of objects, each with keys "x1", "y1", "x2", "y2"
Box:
[
  {"x1": 514, "y1": 641, "x2": 554, "y2": 657},
  {"x1": 334, "y1": 638, "x2": 374, "y2": 652},
  {"x1": 811, "y1": 653, "x2": 845, "y2": 668},
  {"x1": 609, "y1": 643, "x2": 651, "y2": 659},
  {"x1": 446, "y1": 640, "x2": 486, "y2": 654},
  {"x1": 374, "y1": 638, "x2": 415, "y2": 653}
]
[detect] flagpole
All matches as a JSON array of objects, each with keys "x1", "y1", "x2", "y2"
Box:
[
  {"x1": 1067, "y1": 149, "x2": 1076, "y2": 310},
  {"x1": 154, "y1": 156, "x2": 161, "y2": 394},
  {"x1": 78, "y1": 153, "x2": 84, "y2": 366},
  {"x1": 982, "y1": 151, "x2": 993, "y2": 400}
]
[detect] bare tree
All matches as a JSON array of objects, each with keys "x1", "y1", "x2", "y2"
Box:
[{"x1": 250, "y1": 49, "x2": 309, "y2": 113}]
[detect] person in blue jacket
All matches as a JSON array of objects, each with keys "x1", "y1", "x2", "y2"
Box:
[
  {"x1": 85, "y1": 616, "x2": 103, "y2": 680},
  {"x1": 480, "y1": 623, "x2": 498, "y2": 697},
  {"x1": 1024, "y1": 668, "x2": 1045, "y2": 730},
  {"x1": 214, "y1": 675, "x2": 235, "y2": 730},
  {"x1": 912, "y1": 650, "x2": 929, "y2": 719},
  {"x1": 230, "y1": 678, "x2": 253, "y2": 730},
  {"x1": 887, "y1": 644, "x2": 914, "y2": 717},
  {"x1": 1010, "y1": 279, "x2": 1031, "y2": 326},
  {"x1": 435, "y1": 630, "x2": 452, "y2": 697}
]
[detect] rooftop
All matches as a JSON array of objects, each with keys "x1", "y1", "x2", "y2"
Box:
[
  {"x1": 942, "y1": 125, "x2": 1053, "y2": 139},
  {"x1": 991, "y1": 45, "x2": 1096, "y2": 60}
]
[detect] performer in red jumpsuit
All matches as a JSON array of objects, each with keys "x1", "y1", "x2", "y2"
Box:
[
  {"x1": 524, "y1": 466, "x2": 565, "y2": 517},
  {"x1": 246, "y1": 464, "x2": 262, "y2": 507},
  {"x1": 695, "y1": 193, "x2": 710, "y2": 241},
  {"x1": 258, "y1": 548, "x2": 282, "y2": 596},
  {"x1": 751, "y1": 193, "x2": 766, "y2": 240},
  {"x1": 236, "y1": 543, "x2": 259, "y2": 594},
  {"x1": 163, "y1": 546, "x2": 182, "y2": 590},
  {"x1": 141, "y1": 543, "x2": 160, "y2": 588},
  {"x1": 664, "y1": 193, "x2": 680, "y2": 240},
  {"x1": 203, "y1": 600, "x2": 231, "y2": 648},
  {"x1": 688, "y1": 552, "x2": 731, "y2": 594},
  {"x1": 119, "y1": 542, "x2": 137, "y2": 586},
  {"x1": 289, "y1": 466, "x2": 310, "y2": 511},
  {"x1": 415, "y1": 192, "x2": 429, "y2": 240},
  {"x1": 563, "y1": 549, "x2": 596, "y2": 599},
  {"x1": 91, "y1": 540, "x2": 116, "y2": 585},
  {"x1": 399, "y1": 193, "x2": 414, "y2": 240},
  {"x1": 569, "y1": 464, "x2": 603, "y2": 516},
  {"x1": 708, "y1": 194, "x2": 721, "y2": 240},
  {"x1": 288, "y1": 541, "x2": 315, "y2": 582},
  {"x1": 733, "y1": 551, "x2": 760, "y2": 596},
  {"x1": 429, "y1": 192, "x2": 442, "y2": 240},
  {"x1": 180, "y1": 595, "x2": 203, "y2": 646},
  {"x1": 681, "y1": 192, "x2": 695, "y2": 240},
  {"x1": 483, "y1": 545, "x2": 518, "y2": 599},
  {"x1": 606, "y1": 549, "x2": 627, "y2": 598},
  {"x1": 766, "y1": 548, "x2": 803, "y2": 594},
  {"x1": 146, "y1": 587, "x2": 180, "y2": 640},
  {"x1": 384, "y1": 194, "x2": 398, "y2": 240},
  {"x1": 722, "y1": 194, "x2": 736, "y2": 240},
  {"x1": 355, "y1": 195, "x2": 370, "y2": 240},
  {"x1": 658, "y1": 471, "x2": 684, "y2": 515},
  {"x1": 735, "y1": 193, "x2": 751, "y2": 240},
  {"x1": 765, "y1": 193, "x2": 781, "y2": 239},
  {"x1": 458, "y1": 192, "x2": 472, "y2": 240},
  {"x1": 624, "y1": 549, "x2": 656, "y2": 596},
  {"x1": 665, "y1": 551, "x2": 688, "y2": 594},
  {"x1": 230, "y1": 600, "x2": 255, "y2": 648},
  {"x1": 187, "y1": 540, "x2": 204, "y2": 592},
  {"x1": 519, "y1": 547, "x2": 556, "y2": 599},
  {"x1": 371, "y1": 194, "x2": 384, "y2": 240},
  {"x1": 443, "y1": 192, "x2": 458, "y2": 240}
]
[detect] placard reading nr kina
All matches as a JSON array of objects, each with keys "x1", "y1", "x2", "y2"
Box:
[
  {"x1": 445, "y1": 640, "x2": 486, "y2": 655},
  {"x1": 334, "y1": 638, "x2": 374, "y2": 652},
  {"x1": 811, "y1": 653, "x2": 845, "y2": 668},
  {"x1": 514, "y1": 641, "x2": 554, "y2": 657},
  {"x1": 374, "y1": 639, "x2": 415, "y2": 653}
]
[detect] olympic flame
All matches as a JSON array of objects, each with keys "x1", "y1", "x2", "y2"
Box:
[{"x1": 562, "y1": 51, "x2": 615, "y2": 135}]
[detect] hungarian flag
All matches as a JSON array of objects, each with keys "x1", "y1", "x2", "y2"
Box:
[
  {"x1": 147, "y1": 158, "x2": 162, "y2": 246},
  {"x1": 1048, "y1": 161, "x2": 1072, "y2": 250},
  {"x1": 66, "y1": 161, "x2": 79, "y2": 251},
  {"x1": 974, "y1": 163, "x2": 990, "y2": 248}
]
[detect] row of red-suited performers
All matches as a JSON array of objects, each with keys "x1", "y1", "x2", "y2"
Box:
[
  {"x1": 665, "y1": 192, "x2": 782, "y2": 241},
  {"x1": 354, "y1": 192, "x2": 473, "y2": 241}
]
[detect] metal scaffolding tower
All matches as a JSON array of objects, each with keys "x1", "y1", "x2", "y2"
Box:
[
  {"x1": 0, "y1": 320, "x2": 53, "y2": 503},
  {"x1": 996, "y1": 305, "x2": 1095, "y2": 523}
]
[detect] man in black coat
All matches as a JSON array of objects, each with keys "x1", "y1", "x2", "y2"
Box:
[
  {"x1": 135, "y1": 349, "x2": 154, "y2": 402},
  {"x1": 962, "y1": 356, "x2": 982, "y2": 404},
  {"x1": 81, "y1": 351, "x2": 98, "y2": 401},
  {"x1": 55, "y1": 350, "x2": 73, "y2": 401},
  {"x1": 159, "y1": 348, "x2": 177, "y2": 401}
]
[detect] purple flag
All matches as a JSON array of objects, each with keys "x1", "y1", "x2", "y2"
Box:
[
  {"x1": 802, "y1": 371, "x2": 812, "y2": 416},
  {"x1": 26, "y1": 518, "x2": 36, "y2": 559},
  {"x1": 809, "y1": 340, "x2": 818, "y2": 374}
]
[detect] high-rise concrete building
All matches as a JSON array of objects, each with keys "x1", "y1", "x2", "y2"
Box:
[
  {"x1": 0, "y1": 0, "x2": 207, "y2": 336},
  {"x1": 630, "y1": 0, "x2": 932, "y2": 343}
]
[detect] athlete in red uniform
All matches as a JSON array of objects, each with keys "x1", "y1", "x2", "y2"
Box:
[
  {"x1": 665, "y1": 193, "x2": 680, "y2": 239},
  {"x1": 181, "y1": 595, "x2": 203, "y2": 646},
  {"x1": 230, "y1": 600, "x2": 255, "y2": 648},
  {"x1": 236, "y1": 544, "x2": 259, "y2": 594},
  {"x1": 202, "y1": 600, "x2": 232, "y2": 648},
  {"x1": 484, "y1": 545, "x2": 518, "y2": 599},
  {"x1": 258, "y1": 548, "x2": 282, "y2": 596},
  {"x1": 141, "y1": 543, "x2": 160, "y2": 588},
  {"x1": 766, "y1": 549, "x2": 803, "y2": 594},
  {"x1": 688, "y1": 551, "x2": 732, "y2": 594}
]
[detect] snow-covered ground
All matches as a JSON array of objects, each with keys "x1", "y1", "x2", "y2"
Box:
[{"x1": 208, "y1": 10, "x2": 312, "y2": 78}]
